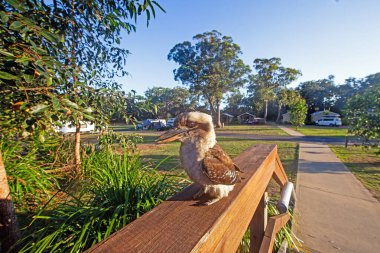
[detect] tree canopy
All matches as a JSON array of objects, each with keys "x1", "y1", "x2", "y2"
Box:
[
  {"x1": 248, "y1": 58, "x2": 301, "y2": 123},
  {"x1": 345, "y1": 82, "x2": 380, "y2": 142},
  {"x1": 168, "y1": 30, "x2": 251, "y2": 127}
]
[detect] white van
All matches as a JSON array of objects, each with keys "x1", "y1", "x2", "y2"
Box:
[
  {"x1": 315, "y1": 117, "x2": 342, "y2": 127},
  {"x1": 55, "y1": 121, "x2": 96, "y2": 133}
]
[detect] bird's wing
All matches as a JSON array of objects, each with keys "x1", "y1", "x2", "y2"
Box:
[{"x1": 202, "y1": 144, "x2": 242, "y2": 185}]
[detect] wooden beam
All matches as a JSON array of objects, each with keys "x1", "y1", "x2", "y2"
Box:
[
  {"x1": 249, "y1": 192, "x2": 268, "y2": 253},
  {"x1": 272, "y1": 154, "x2": 288, "y2": 187},
  {"x1": 259, "y1": 213, "x2": 290, "y2": 253},
  {"x1": 86, "y1": 144, "x2": 282, "y2": 253}
]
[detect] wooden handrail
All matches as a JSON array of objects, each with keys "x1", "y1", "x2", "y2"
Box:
[
  {"x1": 86, "y1": 144, "x2": 289, "y2": 253},
  {"x1": 259, "y1": 213, "x2": 291, "y2": 253}
]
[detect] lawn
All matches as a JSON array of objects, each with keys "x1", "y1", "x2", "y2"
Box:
[
  {"x1": 290, "y1": 125, "x2": 348, "y2": 137},
  {"x1": 331, "y1": 146, "x2": 380, "y2": 201},
  {"x1": 136, "y1": 134, "x2": 299, "y2": 191},
  {"x1": 216, "y1": 124, "x2": 289, "y2": 136}
]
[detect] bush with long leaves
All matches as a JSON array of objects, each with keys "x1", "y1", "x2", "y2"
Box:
[
  {"x1": 19, "y1": 147, "x2": 183, "y2": 252},
  {"x1": 1, "y1": 139, "x2": 58, "y2": 212}
]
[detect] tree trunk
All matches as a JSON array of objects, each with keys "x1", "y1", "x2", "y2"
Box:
[
  {"x1": 207, "y1": 97, "x2": 217, "y2": 126},
  {"x1": 263, "y1": 100, "x2": 268, "y2": 124},
  {"x1": 0, "y1": 152, "x2": 20, "y2": 253},
  {"x1": 75, "y1": 123, "x2": 81, "y2": 175},
  {"x1": 276, "y1": 102, "x2": 282, "y2": 123},
  {"x1": 215, "y1": 102, "x2": 222, "y2": 128}
]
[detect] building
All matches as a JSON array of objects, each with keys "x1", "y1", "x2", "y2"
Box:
[
  {"x1": 237, "y1": 112, "x2": 255, "y2": 124},
  {"x1": 221, "y1": 113, "x2": 234, "y2": 124}
]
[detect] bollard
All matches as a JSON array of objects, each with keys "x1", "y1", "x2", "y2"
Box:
[{"x1": 277, "y1": 182, "x2": 294, "y2": 214}]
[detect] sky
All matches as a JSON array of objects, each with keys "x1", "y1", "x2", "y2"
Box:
[{"x1": 116, "y1": 0, "x2": 380, "y2": 95}]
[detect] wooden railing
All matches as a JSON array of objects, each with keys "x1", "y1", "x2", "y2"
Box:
[{"x1": 87, "y1": 144, "x2": 290, "y2": 253}]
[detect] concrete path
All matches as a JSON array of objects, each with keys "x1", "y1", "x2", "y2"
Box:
[
  {"x1": 277, "y1": 125, "x2": 305, "y2": 137},
  {"x1": 277, "y1": 126, "x2": 380, "y2": 253}
]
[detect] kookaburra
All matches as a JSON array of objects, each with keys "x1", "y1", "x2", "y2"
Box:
[{"x1": 156, "y1": 112, "x2": 242, "y2": 205}]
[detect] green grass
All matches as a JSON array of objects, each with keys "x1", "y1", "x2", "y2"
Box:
[
  {"x1": 290, "y1": 125, "x2": 348, "y2": 137},
  {"x1": 138, "y1": 135, "x2": 298, "y2": 185},
  {"x1": 109, "y1": 124, "x2": 136, "y2": 131},
  {"x1": 217, "y1": 124, "x2": 289, "y2": 136},
  {"x1": 331, "y1": 146, "x2": 380, "y2": 201}
]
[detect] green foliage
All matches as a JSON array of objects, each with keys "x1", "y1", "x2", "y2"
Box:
[
  {"x1": 296, "y1": 75, "x2": 336, "y2": 113},
  {"x1": 96, "y1": 130, "x2": 143, "y2": 150},
  {"x1": 248, "y1": 58, "x2": 301, "y2": 121},
  {"x1": 168, "y1": 30, "x2": 251, "y2": 125},
  {"x1": 20, "y1": 148, "x2": 182, "y2": 252},
  {"x1": 144, "y1": 86, "x2": 198, "y2": 118},
  {"x1": 289, "y1": 98, "x2": 307, "y2": 128},
  {"x1": 0, "y1": 0, "x2": 165, "y2": 139},
  {"x1": 1, "y1": 137, "x2": 58, "y2": 212},
  {"x1": 345, "y1": 84, "x2": 380, "y2": 141}
]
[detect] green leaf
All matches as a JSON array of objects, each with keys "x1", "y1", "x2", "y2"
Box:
[
  {"x1": 38, "y1": 132, "x2": 45, "y2": 143},
  {"x1": 47, "y1": 77, "x2": 52, "y2": 86},
  {"x1": 0, "y1": 11, "x2": 9, "y2": 23},
  {"x1": 0, "y1": 70, "x2": 19, "y2": 80},
  {"x1": 15, "y1": 55, "x2": 32, "y2": 63},
  {"x1": 52, "y1": 96, "x2": 60, "y2": 111},
  {"x1": 9, "y1": 21, "x2": 24, "y2": 31},
  {"x1": 6, "y1": 0, "x2": 29, "y2": 11},
  {"x1": 30, "y1": 104, "x2": 49, "y2": 114},
  {"x1": 83, "y1": 114, "x2": 95, "y2": 121},
  {"x1": 18, "y1": 16, "x2": 37, "y2": 28},
  {"x1": 62, "y1": 99, "x2": 79, "y2": 110},
  {"x1": 0, "y1": 49, "x2": 15, "y2": 57},
  {"x1": 40, "y1": 30, "x2": 60, "y2": 44}
]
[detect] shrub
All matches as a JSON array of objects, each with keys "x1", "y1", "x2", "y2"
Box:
[{"x1": 20, "y1": 147, "x2": 183, "y2": 252}]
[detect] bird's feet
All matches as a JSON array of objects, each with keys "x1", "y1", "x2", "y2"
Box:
[{"x1": 203, "y1": 197, "x2": 222, "y2": 206}]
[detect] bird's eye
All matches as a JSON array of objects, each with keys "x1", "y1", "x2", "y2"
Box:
[{"x1": 187, "y1": 121, "x2": 197, "y2": 128}]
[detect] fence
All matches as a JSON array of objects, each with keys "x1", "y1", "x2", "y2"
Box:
[{"x1": 87, "y1": 144, "x2": 290, "y2": 253}]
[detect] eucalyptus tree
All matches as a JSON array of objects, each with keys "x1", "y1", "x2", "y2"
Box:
[
  {"x1": 0, "y1": 0, "x2": 163, "y2": 250},
  {"x1": 248, "y1": 58, "x2": 301, "y2": 123},
  {"x1": 145, "y1": 86, "x2": 197, "y2": 118},
  {"x1": 168, "y1": 30, "x2": 251, "y2": 127}
]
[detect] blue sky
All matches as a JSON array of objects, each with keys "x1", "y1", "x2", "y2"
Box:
[{"x1": 117, "y1": 0, "x2": 380, "y2": 95}]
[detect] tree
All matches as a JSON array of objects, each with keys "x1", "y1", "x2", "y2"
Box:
[
  {"x1": 168, "y1": 30, "x2": 251, "y2": 127},
  {"x1": 0, "y1": 0, "x2": 163, "y2": 250},
  {"x1": 145, "y1": 86, "x2": 197, "y2": 118},
  {"x1": 289, "y1": 97, "x2": 308, "y2": 128},
  {"x1": 345, "y1": 83, "x2": 380, "y2": 143},
  {"x1": 248, "y1": 58, "x2": 301, "y2": 123},
  {"x1": 296, "y1": 76, "x2": 336, "y2": 119},
  {"x1": 223, "y1": 91, "x2": 253, "y2": 116}
]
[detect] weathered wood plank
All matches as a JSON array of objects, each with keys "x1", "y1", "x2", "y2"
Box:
[
  {"x1": 86, "y1": 144, "x2": 280, "y2": 253},
  {"x1": 272, "y1": 154, "x2": 288, "y2": 187},
  {"x1": 249, "y1": 192, "x2": 268, "y2": 253},
  {"x1": 259, "y1": 213, "x2": 290, "y2": 253}
]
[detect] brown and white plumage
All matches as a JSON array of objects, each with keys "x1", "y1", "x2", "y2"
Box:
[{"x1": 156, "y1": 112, "x2": 242, "y2": 205}]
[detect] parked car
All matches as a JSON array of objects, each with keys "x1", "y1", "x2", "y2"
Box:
[
  {"x1": 136, "y1": 119, "x2": 167, "y2": 130},
  {"x1": 55, "y1": 121, "x2": 96, "y2": 134},
  {"x1": 167, "y1": 118, "x2": 176, "y2": 127},
  {"x1": 315, "y1": 117, "x2": 342, "y2": 126}
]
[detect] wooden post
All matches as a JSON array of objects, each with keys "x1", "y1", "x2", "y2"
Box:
[{"x1": 250, "y1": 192, "x2": 268, "y2": 253}]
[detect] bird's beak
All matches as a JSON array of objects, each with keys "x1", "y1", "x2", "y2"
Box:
[{"x1": 156, "y1": 127, "x2": 196, "y2": 144}]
